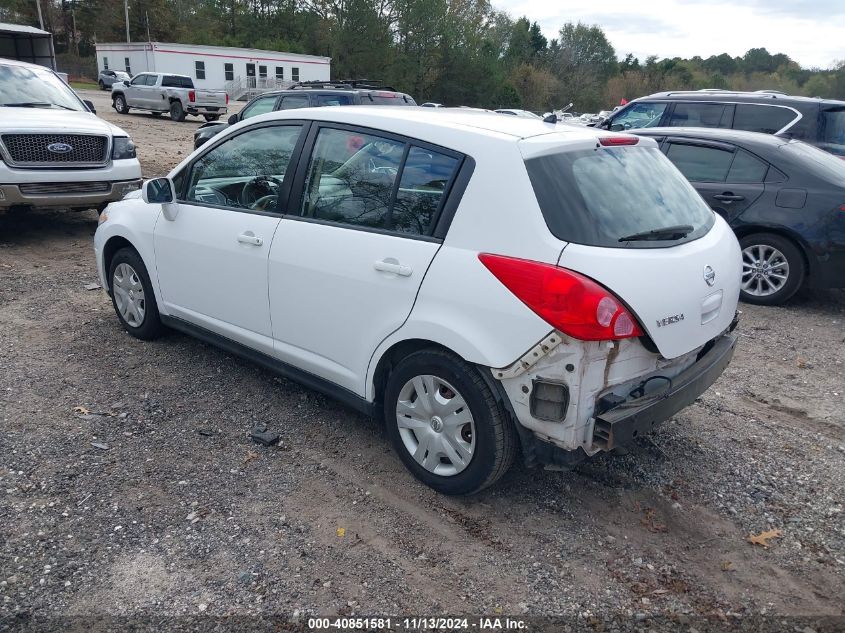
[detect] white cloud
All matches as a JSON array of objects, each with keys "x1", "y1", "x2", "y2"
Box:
[{"x1": 494, "y1": 0, "x2": 844, "y2": 69}]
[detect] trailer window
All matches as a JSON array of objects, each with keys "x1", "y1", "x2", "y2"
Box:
[
  {"x1": 103, "y1": 57, "x2": 109, "y2": 70},
  {"x1": 275, "y1": 67, "x2": 284, "y2": 81},
  {"x1": 195, "y1": 61, "x2": 206, "y2": 80},
  {"x1": 292, "y1": 67, "x2": 300, "y2": 82},
  {"x1": 224, "y1": 63, "x2": 234, "y2": 82},
  {"x1": 124, "y1": 58, "x2": 131, "y2": 74}
]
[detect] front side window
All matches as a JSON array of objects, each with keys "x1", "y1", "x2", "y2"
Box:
[
  {"x1": 610, "y1": 102, "x2": 668, "y2": 130},
  {"x1": 299, "y1": 127, "x2": 460, "y2": 235},
  {"x1": 130, "y1": 74, "x2": 148, "y2": 86},
  {"x1": 665, "y1": 143, "x2": 734, "y2": 182},
  {"x1": 525, "y1": 145, "x2": 715, "y2": 248},
  {"x1": 667, "y1": 102, "x2": 733, "y2": 128},
  {"x1": 733, "y1": 104, "x2": 796, "y2": 134},
  {"x1": 184, "y1": 125, "x2": 303, "y2": 212},
  {"x1": 279, "y1": 95, "x2": 309, "y2": 110},
  {"x1": 195, "y1": 61, "x2": 206, "y2": 80},
  {"x1": 291, "y1": 67, "x2": 300, "y2": 82},
  {"x1": 241, "y1": 95, "x2": 277, "y2": 120},
  {"x1": 224, "y1": 63, "x2": 234, "y2": 81}
]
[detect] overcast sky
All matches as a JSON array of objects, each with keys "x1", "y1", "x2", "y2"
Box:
[{"x1": 495, "y1": 0, "x2": 843, "y2": 69}]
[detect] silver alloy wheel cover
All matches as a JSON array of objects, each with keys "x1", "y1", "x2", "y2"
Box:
[
  {"x1": 741, "y1": 244, "x2": 790, "y2": 297},
  {"x1": 112, "y1": 263, "x2": 146, "y2": 327},
  {"x1": 396, "y1": 375, "x2": 476, "y2": 477}
]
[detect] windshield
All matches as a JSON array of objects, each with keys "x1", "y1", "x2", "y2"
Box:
[
  {"x1": 781, "y1": 139, "x2": 845, "y2": 182},
  {"x1": 0, "y1": 63, "x2": 86, "y2": 111},
  {"x1": 525, "y1": 145, "x2": 715, "y2": 248},
  {"x1": 820, "y1": 107, "x2": 845, "y2": 156}
]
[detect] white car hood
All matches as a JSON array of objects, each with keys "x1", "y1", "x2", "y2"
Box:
[{"x1": 0, "y1": 109, "x2": 129, "y2": 138}]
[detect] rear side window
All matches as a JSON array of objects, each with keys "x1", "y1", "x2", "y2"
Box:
[
  {"x1": 315, "y1": 94, "x2": 353, "y2": 106},
  {"x1": 525, "y1": 145, "x2": 715, "y2": 248},
  {"x1": 364, "y1": 92, "x2": 414, "y2": 105},
  {"x1": 733, "y1": 105, "x2": 796, "y2": 134},
  {"x1": 299, "y1": 127, "x2": 460, "y2": 236},
  {"x1": 665, "y1": 143, "x2": 734, "y2": 182},
  {"x1": 667, "y1": 103, "x2": 733, "y2": 128},
  {"x1": 727, "y1": 150, "x2": 769, "y2": 182},
  {"x1": 820, "y1": 107, "x2": 845, "y2": 156},
  {"x1": 781, "y1": 139, "x2": 845, "y2": 183}
]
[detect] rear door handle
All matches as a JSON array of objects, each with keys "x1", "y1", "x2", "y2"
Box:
[
  {"x1": 713, "y1": 193, "x2": 745, "y2": 202},
  {"x1": 237, "y1": 232, "x2": 263, "y2": 246},
  {"x1": 374, "y1": 258, "x2": 412, "y2": 277}
]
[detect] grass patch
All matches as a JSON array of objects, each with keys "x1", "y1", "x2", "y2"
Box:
[{"x1": 70, "y1": 81, "x2": 99, "y2": 90}]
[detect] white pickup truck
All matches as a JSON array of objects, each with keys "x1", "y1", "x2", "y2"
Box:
[
  {"x1": 111, "y1": 72, "x2": 228, "y2": 122},
  {"x1": 0, "y1": 58, "x2": 142, "y2": 214}
]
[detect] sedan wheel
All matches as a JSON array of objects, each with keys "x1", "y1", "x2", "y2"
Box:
[
  {"x1": 112, "y1": 263, "x2": 146, "y2": 327},
  {"x1": 396, "y1": 375, "x2": 476, "y2": 476},
  {"x1": 738, "y1": 233, "x2": 804, "y2": 306}
]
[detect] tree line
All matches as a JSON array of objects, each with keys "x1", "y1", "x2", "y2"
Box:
[{"x1": 3, "y1": 0, "x2": 844, "y2": 111}]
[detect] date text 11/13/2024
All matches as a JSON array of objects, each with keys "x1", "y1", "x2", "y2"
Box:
[{"x1": 307, "y1": 617, "x2": 528, "y2": 630}]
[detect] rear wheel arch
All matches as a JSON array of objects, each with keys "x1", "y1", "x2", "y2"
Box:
[
  {"x1": 371, "y1": 338, "x2": 454, "y2": 410},
  {"x1": 732, "y1": 225, "x2": 812, "y2": 275}
]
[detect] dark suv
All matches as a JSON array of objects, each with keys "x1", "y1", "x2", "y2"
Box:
[
  {"x1": 194, "y1": 81, "x2": 417, "y2": 149},
  {"x1": 597, "y1": 90, "x2": 845, "y2": 156}
]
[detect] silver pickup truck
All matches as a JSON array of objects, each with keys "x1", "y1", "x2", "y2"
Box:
[{"x1": 111, "y1": 72, "x2": 228, "y2": 122}]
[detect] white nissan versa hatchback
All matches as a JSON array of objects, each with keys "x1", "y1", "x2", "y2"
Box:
[{"x1": 94, "y1": 107, "x2": 741, "y2": 494}]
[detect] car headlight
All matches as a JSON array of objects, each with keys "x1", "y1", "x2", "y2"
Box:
[{"x1": 112, "y1": 137, "x2": 137, "y2": 160}]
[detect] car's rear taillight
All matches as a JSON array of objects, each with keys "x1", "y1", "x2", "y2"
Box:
[
  {"x1": 478, "y1": 253, "x2": 644, "y2": 341},
  {"x1": 225, "y1": 93, "x2": 229, "y2": 104},
  {"x1": 188, "y1": 90, "x2": 196, "y2": 103}
]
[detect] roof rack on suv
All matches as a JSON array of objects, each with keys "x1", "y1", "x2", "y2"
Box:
[{"x1": 289, "y1": 79, "x2": 398, "y2": 92}]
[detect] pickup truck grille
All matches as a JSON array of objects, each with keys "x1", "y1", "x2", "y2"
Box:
[
  {"x1": 0, "y1": 134, "x2": 109, "y2": 167},
  {"x1": 19, "y1": 182, "x2": 111, "y2": 195}
]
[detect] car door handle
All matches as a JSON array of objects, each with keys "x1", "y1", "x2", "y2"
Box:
[
  {"x1": 237, "y1": 232, "x2": 263, "y2": 246},
  {"x1": 374, "y1": 259, "x2": 412, "y2": 277},
  {"x1": 713, "y1": 193, "x2": 745, "y2": 202}
]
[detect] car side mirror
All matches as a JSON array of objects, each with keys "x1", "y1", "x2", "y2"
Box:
[
  {"x1": 83, "y1": 99, "x2": 96, "y2": 114},
  {"x1": 227, "y1": 113, "x2": 239, "y2": 125},
  {"x1": 610, "y1": 123, "x2": 625, "y2": 132},
  {"x1": 543, "y1": 113, "x2": 558, "y2": 123},
  {"x1": 142, "y1": 178, "x2": 178, "y2": 221}
]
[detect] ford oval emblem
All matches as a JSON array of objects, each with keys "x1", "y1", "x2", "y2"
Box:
[
  {"x1": 704, "y1": 265, "x2": 716, "y2": 286},
  {"x1": 47, "y1": 142, "x2": 73, "y2": 154}
]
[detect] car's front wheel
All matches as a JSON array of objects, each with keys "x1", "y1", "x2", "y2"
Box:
[
  {"x1": 108, "y1": 247, "x2": 164, "y2": 340},
  {"x1": 739, "y1": 233, "x2": 805, "y2": 305},
  {"x1": 384, "y1": 349, "x2": 517, "y2": 495},
  {"x1": 113, "y1": 94, "x2": 129, "y2": 114},
  {"x1": 98, "y1": 80, "x2": 106, "y2": 90}
]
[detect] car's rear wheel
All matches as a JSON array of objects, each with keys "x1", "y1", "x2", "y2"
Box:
[
  {"x1": 739, "y1": 233, "x2": 805, "y2": 305},
  {"x1": 170, "y1": 101, "x2": 186, "y2": 122},
  {"x1": 203, "y1": 114, "x2": 220, "y2": 122},
  {"x1": 98, "y1": 80, "x2": 106, "y2": 90},
  {"x1": 384, "y1": 349, "x2": 517, "y2": 495},
  {"x1": 113, "y1": 94, "x2": 129, "y2": 114},
  {"x1": 108, "y1": 248, "x2": 164, "y2": 340}
]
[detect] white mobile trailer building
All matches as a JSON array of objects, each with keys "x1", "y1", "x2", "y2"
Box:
[{"x1": 94, "y1": 42, "x2": 330, "y2": 98}]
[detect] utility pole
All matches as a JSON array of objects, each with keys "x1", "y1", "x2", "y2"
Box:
[
  {"x1": 145, "y1": 10, "x2": 151, "y2": 42},
  {"x1": 35, "y1": 0, "x2": 45, "y2": 30},
  {"x1": 124, "y1": 0, "x2": 130, "y2": 43}
]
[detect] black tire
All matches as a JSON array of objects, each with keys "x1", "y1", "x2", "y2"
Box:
[
  {"x1": 169, "y1": 100, "x2": 186, "y2": 122},
  {"x1": 99, "y1": 80, "x2": 106, "y2": 90},
  {"x1": 108, "y1": 247, "x2": 164, "y2": 341},
  {"x1": 203, "y1": 114, "x2": 220, "y2": 122},
  {"x1": 739, "y1": 233, "x2": 805, "y2": 306},
  {"x1": 113, "y1": 94, "x2": 129, "y2": 114},
  {"x1": 383, "y1": 349, "x2": 517, "y2": 495}
]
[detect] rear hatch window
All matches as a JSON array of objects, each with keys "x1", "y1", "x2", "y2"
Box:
[{"x1": 525, "y1": 145, "x2": 715, "y2": 248}]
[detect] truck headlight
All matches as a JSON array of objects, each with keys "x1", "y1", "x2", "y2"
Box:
[{"x1": 112, "y1": 137, "x2": 137, "y2": 160}]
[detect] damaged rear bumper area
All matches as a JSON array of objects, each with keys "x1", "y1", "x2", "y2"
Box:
[{"x1": 591, "y1": 332, "x2": 737, "y2": 451}]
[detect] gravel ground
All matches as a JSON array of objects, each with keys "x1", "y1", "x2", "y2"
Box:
[{"x1": 1, "y1": 90, "x2": 844, "y2": 628}]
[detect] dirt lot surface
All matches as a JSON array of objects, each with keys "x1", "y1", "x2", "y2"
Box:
[{"x1": 1, "y1": 90, "x2": 844, "y2": 628}]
